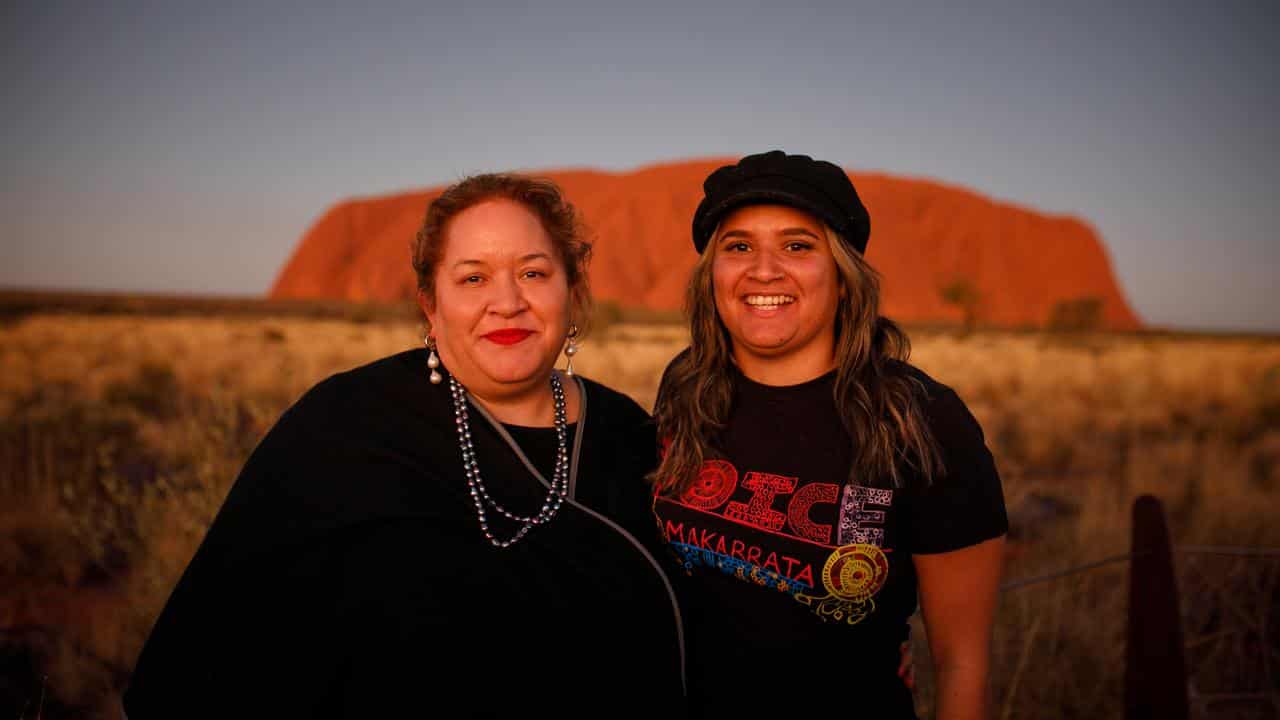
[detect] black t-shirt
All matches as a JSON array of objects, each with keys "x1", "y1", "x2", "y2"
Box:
[
  {"x1": 125, "y1": 350, "x2": 684, "y2": 719},
  {"x1": 652, "y1": 360, "x2": 1007, "y2": 718}
]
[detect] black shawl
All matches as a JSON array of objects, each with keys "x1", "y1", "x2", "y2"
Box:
[{"x1": 124, "y1": 350, "x2": 685, "y2": 718}]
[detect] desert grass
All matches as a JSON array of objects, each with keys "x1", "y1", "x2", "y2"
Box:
[{"x1": 1, "y1": 313, "x2": 1277, "y2": 718}]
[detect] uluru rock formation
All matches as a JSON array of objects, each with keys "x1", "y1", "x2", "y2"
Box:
[{"x1": 271, "y1": 158, "x2": 1141, "y2": 330}]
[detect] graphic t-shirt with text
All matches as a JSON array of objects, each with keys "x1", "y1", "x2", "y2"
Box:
[{"x1": 652, "y1": 362, "x2": 1007, "y2": 717}]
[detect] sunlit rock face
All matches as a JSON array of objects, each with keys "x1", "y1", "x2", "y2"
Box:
[{"x1": 271, "y1": 158, "x2": 1140, "y2": 330}]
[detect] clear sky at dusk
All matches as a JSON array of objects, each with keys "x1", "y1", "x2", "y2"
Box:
[{"x1": 3, "y1": 1, "x2": 1276, "y2": 331}]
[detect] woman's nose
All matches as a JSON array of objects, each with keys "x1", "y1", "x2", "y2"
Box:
[
  {"x1": 748, "y1": 249, "x2": 784, "y2": 281},
  {"x1": 489, "y1": 275, "x2": 529, "y2": 316}
]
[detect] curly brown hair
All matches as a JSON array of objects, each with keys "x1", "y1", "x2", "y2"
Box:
[{"x1": 411, "y1": 173, "x2": 594, "y2": 335}]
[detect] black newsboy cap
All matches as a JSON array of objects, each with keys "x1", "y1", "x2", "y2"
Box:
[{"x1": 691, "y1": 150, "x2": 871, "y2": 255}]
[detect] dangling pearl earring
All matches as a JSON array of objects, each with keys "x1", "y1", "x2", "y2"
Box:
[
  {"x1": 425, "y1": 335, "x2": 442, "y2": 384},
  {"x1": 564, "y1": 323, "x2": 580, "y2": 377}
]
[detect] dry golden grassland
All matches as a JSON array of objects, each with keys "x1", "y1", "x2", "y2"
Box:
[{"x1": 1, "y1": 312, "x2": 1277, "y2": 719}]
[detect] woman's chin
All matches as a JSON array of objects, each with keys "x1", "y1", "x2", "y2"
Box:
[
  {"x1": 732, "y1": 332, "x2": 797, "y2": 357},
  {"x1": 473, "y1": 357, "x2": 556, "y2": 387}
]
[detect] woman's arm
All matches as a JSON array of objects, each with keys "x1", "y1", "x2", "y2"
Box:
[{"x1": 914, "y1": 535, "x2": 1005, "y2": 720}]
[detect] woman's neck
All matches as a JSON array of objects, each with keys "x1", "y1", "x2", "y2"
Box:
[
  {"x1": 732, "y1": 344, "x2": 836, "y2": 387},
  {"x1": 463, "y1": 371, "x2": 579, "y2": 427}
]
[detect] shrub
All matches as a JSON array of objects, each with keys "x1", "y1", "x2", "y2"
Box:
[{"x1": 1047, "y1": 296, "x2": 1104, "y2": 332}]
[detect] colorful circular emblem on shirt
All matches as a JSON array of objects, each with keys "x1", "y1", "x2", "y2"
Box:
[
  {"x1": 680, "y1": 459, "x2": 738, "y2": 510},
  {"x1": 821, "y1": 543, "x2": 889, "y2": 602}
]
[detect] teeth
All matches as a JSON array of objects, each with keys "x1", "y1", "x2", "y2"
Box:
[{"x1": 744, "y1": 295, "x2": 795, "y2": 307}]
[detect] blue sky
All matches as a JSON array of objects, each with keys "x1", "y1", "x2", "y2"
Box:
[{"x1": 3, "y1": 1, "x2": 1277, "y2": 331}]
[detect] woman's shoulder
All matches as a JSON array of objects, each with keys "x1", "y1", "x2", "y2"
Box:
[
  {"x1": 662, "y1": 346, "x2": 692, "y2": 377},
  {"x1": 890, "y1": 364, "x2": 1008, "y2": 550},
  {"x1": 220, "y1": 349, "x2": 458, "y2": 538},
  {"x1": 886, "y1": 359, "x2": 947, "y2": 397},
  {"x1": 575, "y1": 374, "x2": 652, "y2": 428},
  {"x1": 288, "y1": 349, "x2": 433, "y2": 417},
  {"x1": 886, "y1": 360, "x2": 980, "y2": 436},
  {"x1": 652, "y1": 346, "x2": 693, "y2": 404},
  {"x1": 313, "y1": 348, "x2": 428, "y2": 397},
  {"x1": 248, "y1": 349, "x2": 449, "y2": 461}
]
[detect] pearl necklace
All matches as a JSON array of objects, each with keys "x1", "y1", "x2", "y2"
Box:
[{"x1": 448, "y1": 373, "x2": 570, "y2": 548}]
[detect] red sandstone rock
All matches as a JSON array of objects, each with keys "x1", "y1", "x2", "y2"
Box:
[{"x1": 270, "y1": 158, "x2": 1141, "y2": 330}]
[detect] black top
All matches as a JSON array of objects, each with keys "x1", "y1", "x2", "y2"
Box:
[
  {"x1": 124, "y1": 349, "x2": 684, "y2": 719},
  {"x1": 652, "y1": 357, "x2": 1008, "y2": 718}
]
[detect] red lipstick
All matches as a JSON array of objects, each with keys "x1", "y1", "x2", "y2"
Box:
[{"x1": 482, "y1": 329, "x2": 534, "y2": 345}]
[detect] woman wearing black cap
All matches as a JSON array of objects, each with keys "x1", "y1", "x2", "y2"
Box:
[{"x1": 651, "y1": 151, "x2": 1007, "y2": 718}]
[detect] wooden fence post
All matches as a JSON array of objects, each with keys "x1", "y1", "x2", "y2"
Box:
[{"x1": 1125, "y1": 494, "x2": 1189, "y2": 720}]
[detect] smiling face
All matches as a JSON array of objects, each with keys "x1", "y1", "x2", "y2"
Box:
[
  {"x1": 419, "y1": 199, "x2": 571, "y2": 401},
  {"x1": 710, "y1": 203, "x2": 841, "y2": 381}
]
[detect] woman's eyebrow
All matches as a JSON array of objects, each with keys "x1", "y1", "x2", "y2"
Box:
[
  {"x1": 779, "y1": 227, "x2": 821, "y2": 238},
  {"x1": 453, "y1": 253, "x2": 551, "y2": 270}
]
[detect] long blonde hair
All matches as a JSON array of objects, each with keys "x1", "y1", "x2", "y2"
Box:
[{"x1": 651, "y1": 226, "x2": 944, "y2": 496}]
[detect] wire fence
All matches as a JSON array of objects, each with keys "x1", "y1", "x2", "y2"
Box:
[
  {"x1": 1000, "y1": 546, "x2": 1280, "y2": 592},
  {"x1": 997, "y1": 516, "x2": 1280, "y2": 720}
]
